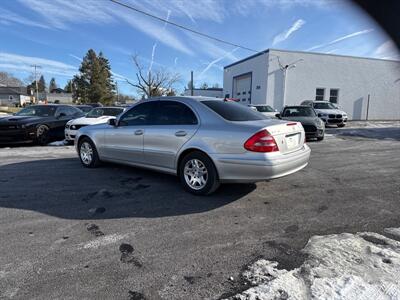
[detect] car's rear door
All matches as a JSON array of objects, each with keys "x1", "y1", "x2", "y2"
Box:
[
  {"x1": 102, "y1": 101, "x2": 156, "y2": 164},
  {"x1": 142, "y1": 101, "x2": 199, "y2": 170}
]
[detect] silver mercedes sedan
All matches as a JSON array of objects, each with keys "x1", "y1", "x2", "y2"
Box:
[{"x1": 75, "y1": 97, "x2": 311, "y2": 195}]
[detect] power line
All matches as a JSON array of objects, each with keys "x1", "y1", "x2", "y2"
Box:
[{"x1": 109, "y1": 0, "x2": 259, "y2": 53}]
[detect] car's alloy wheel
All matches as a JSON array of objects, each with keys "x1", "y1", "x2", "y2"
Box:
[
  {"x1": 80, "y1": 141, "x2": 93, "y2": 166},
  {"x1": 78, "y1": 138, "x2": 100, "y2": 168},
  {"x1": 184, "y1": 159, "x2": 208, "y2": 190},
  {"x1": 179, "y1": 151, "x2": 220, "y2": 195},
  {"x1": 36, "y1": 124, "x2": 49, "y2": 145}
]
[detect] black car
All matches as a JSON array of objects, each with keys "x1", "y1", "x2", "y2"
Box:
[
  {"x1": 277, "y1": 106, "x2": 325, "y2": 141},
  {"x1": 73, "y1": 105, "x2": 93, "y2": 114},
  {"x1": 0, "y1": 105, "x2": 84, "y2": 145}
]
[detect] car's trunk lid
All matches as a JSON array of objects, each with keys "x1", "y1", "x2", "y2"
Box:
[{"x1": 233, "y1": 119, "x2": 305, "y2": 154}]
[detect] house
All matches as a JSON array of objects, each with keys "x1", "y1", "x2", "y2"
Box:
[
  {"x1": 183, "y1": 87, "x2": 223, "y2": 98},
  {"x1": 47, "y1": 92, "x2": 73, "y2": 104},
  {"x1": 0, "y1": 86, "x2": 31, "y2": 107},
  {"x1": 223, "y1": 49, "x2": 400, "y2": 120}
]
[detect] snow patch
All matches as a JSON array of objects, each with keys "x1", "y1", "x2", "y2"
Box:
[
  {"x1": 48, "y1": 140, "x2": 68, "y2": 146},
  {"x1": 385, "y1": 228, "x2": 400, "y2": 239},
  {"x1": 79, "y1": 233, "x2": 128, "y2": 249},
  {"x1": 227, "y1": 229, "x2": 400, "y2": 300}
]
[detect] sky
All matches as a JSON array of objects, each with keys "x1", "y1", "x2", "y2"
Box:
[{"x1": 0, "y1": 0, "x2": 399, "y2": 97}]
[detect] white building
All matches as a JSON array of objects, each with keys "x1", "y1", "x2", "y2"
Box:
[
  {"x1": 223, "y1": 49, "x2": 400, "y2": 120},
  {"x1": 183, "y1": 87, "x2": 223, "y2": 98}
]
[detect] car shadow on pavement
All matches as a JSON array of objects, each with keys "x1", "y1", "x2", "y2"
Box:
[
  {"x1": 0, "y1": 158, "x2": 256, "y2": 219},
  {"x1": 326, "y1": 127, "x2": 400, "y2": 141}
]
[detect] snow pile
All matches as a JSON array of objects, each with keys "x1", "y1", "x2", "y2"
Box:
[
  {"x1": 47, "y1": 140, "x2": 68, "y2": 146},
  {"x1": 228, "y1": 230, "x2": 400, "y2": 300}
]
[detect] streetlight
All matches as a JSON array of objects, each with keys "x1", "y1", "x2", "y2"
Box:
[{"x1": 273, "y1": 56, "x2": 303, "y2": 107}]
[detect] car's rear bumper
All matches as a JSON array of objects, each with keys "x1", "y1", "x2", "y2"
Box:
[{"x1": 211, "y1": 144, "x2": 311, "y2": 183}]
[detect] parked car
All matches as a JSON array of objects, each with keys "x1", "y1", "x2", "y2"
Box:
[
  {"x1": 75, "y1": 97, "x2": 310, "y2": 195},
  {"x1": 0, "y1": 105, "x2": 84, "y2": 145},
  {"x1": 277, "y1": 106, "x2": 325, "y2": 141},
  {"x1": 250, "y1": 104, "x2": 278, "y2": 117},
  {"x1": 300, "y1": 100, "x2": 348, "y2": 127},
  {"x1": 74, "y1": 105, "x2": 93, "y2": 114},
  {"x1": 65, "y1": 107, "x2": 125, "y2": 143}
]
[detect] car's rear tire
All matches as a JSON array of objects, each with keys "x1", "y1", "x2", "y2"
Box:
[
  {"x1": 179, "y1": 151, "x2": 220, "y2": 195},
  {"x1": 78, "y1": 137, "x2": 100, "y2": 168},
  {"x1": 338, "y1": 124, "x2": 345, "y2": 128},
  {"x1": 36, "y1": 124, "x2": 50, "y2": 146}
]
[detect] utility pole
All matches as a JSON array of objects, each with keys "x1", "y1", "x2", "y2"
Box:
[
  {"x1": 31, "y1": 64, "x2": 42, "y2": 104},
  {"x1": 190, "y1": 71, "x2": 194, "y2": 96},
  {"x1": 116, "y1": 82, "x2": 119, "y2": 103}
]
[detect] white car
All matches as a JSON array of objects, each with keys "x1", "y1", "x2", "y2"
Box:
[
  {"x1": 301, "y1": 100, "x2": 348, "y2": 127},
  {"x1": 65, "y1": 107, "x2": 125, "y2": 142},
  {"x1": 249, "y1": 105, "x2": 278, "y2": 117}
]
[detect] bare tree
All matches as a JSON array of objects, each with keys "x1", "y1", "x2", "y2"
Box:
[
  {"x1": 0, "y1": 72, "x2": 23, "y2": 87},
  {"x1": 126, "y1": 55, "x2": 181, "y2": 98}
]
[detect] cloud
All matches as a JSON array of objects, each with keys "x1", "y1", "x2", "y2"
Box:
[
  {"x1": 149, "y1": 10, "x2": 171, "y2": 74},
  {"x1": 0, "y1": 52, "x2": 77, "y2": 77},
  {"x1": 231, "y1": 0, "x2": 334, "y2": 17},
  {"x1": 18, "y1": 0, "x2": 193, "y2": 55},
  {"x1": 373, "y1": 40, "x2": 400, "y2": 60},
  {"x1": 198, "y1": 47, "x2": 239, "y2": 79},
  {"x1": 0, "y1": 7, "x2": 50, "y2": 29},
  {"x1": 272, "y1": 19, "x2": 306, "y2": 45},
  {"x1": 306, "y1": 29, "x2": 373, "y2": 51}
]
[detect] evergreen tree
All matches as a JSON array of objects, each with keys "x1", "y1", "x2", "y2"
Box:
[
  {"x1": 74, "y1": 49, "x2": 115, "y2": 104},
  {"x1": 64, "y1": 80, "x2": 73, "y2": 93},
  {"x1": 38, "y1": 75, "x2": 46, "y2": 92},
  {"x1": 49, "y1": 78, "x2": 57, "y2": 92}
]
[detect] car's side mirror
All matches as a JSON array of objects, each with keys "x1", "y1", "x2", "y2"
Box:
[
  {"x1": 108, "y1": 118, "x2": 117, "y2": 126},
  {"x1": 275, "y1": 113, "x2": 281, "y2": 118}
]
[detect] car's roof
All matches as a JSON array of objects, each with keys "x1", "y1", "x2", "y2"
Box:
[
  {"x1": 147, "y1": 96, "x2": 224, "y2": 103},
  {"x1": 302, "y1": 100, "x2": 328, "y2": 103},
  {"x1": 284, "y1": 105, "x2": 313, "y2": 108}
]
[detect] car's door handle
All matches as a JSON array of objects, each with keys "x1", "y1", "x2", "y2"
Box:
[
  {"x1": 134, "y1": 129, "x2": 144, "y2": 135},
  {"x1": 175, "y1": 130, "x2": 187, "y2": 137}
]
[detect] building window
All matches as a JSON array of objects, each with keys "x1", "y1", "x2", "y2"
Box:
[
  {"x1": 329, "y1": 89, "x2": 339, "y2": 103},
  {"x1": 315, "y1": 88, "x2": 325, "y2": 101}
]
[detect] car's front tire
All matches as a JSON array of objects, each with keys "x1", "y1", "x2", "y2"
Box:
[
  {"x1": 78, "y1": 137, "x2": 100, "y2": 168},
  {"x1": 35, "y1": 124, "x2": 50, "y2": 145},
  {"x1": 179, "y1": 151, "x2": 220, "y2": 195},
  {"x1": 338, "y1": 124, "x2": 345, "y2": 128}
]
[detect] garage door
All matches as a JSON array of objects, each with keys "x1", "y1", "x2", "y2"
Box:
[{"x1": 233, "y1": 73, "x2": 252, "y2": 104}]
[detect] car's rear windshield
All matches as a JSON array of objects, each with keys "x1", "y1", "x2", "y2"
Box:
[{"x1": 202, "y1": 100, "x2": 266, "y2": 121}]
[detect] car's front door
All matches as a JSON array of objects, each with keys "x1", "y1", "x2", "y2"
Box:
[
  {"x1": 143, "y1": 101, "x2": 199, "y2": 170},
  {"x1": 102, "y1": 101, "x2": 156, "y2": 164}
]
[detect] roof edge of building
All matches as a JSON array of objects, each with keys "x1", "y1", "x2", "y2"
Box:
[{"x1": 224, "y1": 48, "x2": 400, "y2": 69}]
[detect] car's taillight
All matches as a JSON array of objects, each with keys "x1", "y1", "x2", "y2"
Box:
[{"x1": 244, "y1": 130, "x2": 279, "y2": 152}]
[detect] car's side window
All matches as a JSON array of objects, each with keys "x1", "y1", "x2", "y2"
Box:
[
  {"x1": 119, "y1": 102, "x2": 156, "y2": 126},
  {"x1": 154, "y1": 101, "x2": 198, "y2": 125},
  {"x1": 55, "y1": 106, "x2": 69, "y2": 117}
]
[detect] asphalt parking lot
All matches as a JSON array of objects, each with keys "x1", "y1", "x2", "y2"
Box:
[{"x1": 1, "y1": 121, "x2": 399, "y2": 299}]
